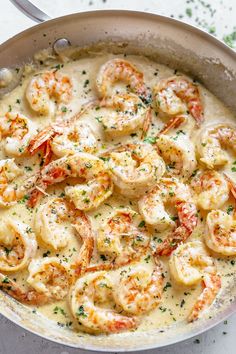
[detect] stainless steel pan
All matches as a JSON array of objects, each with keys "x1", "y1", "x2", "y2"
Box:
[{"x1": 0, "y1": 1, "x2": 236, "y2": 351}]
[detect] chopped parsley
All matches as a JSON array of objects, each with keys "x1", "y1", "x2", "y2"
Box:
[
  {"x1": 226, "y1": 205, "x2": 234, "y2": 215},
  {"x1": 138, "y1": 220, "x2": 146, "y2": 228},
  {"x1": 163, "y1": 282, "x2": 172, "y2": 292},
  {"x1": 144, "y1": 136, "x2": 157, "y2": 144},
  {"x1": 76, "y1": 305, "x2": 87, "y2": 318},
  {"x1": 61, "y1": 106, "x2": 67, "y2": 113}
]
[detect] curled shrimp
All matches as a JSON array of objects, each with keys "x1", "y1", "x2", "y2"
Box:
[
  {"x1": 28, "y1": 152, "x2": 113, "y2": 209},
  {"x1": 153, "y1": 76, "x2": 204, "y2": 125},
  {"x1": 69, "y1": 271, "x2": 138, "y2": 333},
  {"x1": 191, "y1": 170, "x2": 230, "y2": 210},
  {"x1": 0, "y1": 210, "x2": 94, "y2": 304},
  {"x1": 114, "y1": 264, "x2": 163, "y2": 315},
  {"x1": 197, "y1": 124, "x2": 236, "y2": 169},
  {"x1": 0, "y1": 218, "x2": 37, "y2": 272},
  {"x1": 139, "y1": 178, "x2": 198, "y2": 256},
  {"x1": 34, "y1": 197, "x2": 94, "y2": 255},
  {"x1": 35, "y1": 197, "x2": 94, "y2": 275},
  {"x1": 90, "y1": 209, "x2": 150, "y2": 271},
  {"x1": 26, "y1": 70, "x2": 73, "y2": 116},
  {"x1": 205, "y1": 210, "x2": 236, "y2": 256},
  {"x1": 0, "y1": 159, "x2": 24, "y2": 207},
  {"x1": 0, "y1": 112, "x2": 35, "y2": 156},
  {"x1": 107, "y1": 143, "x2": 165, "y2": 198},
  {"x1": 99, "y1": 93, "x2": 151, "y2": 137},
  {"x1": 27, "y1": 258, "x2": 73, "y2": 301},
  {"x1": 28, "y1": 103, "x2": 99, "y2": 159},
  {"x1": 156, "y1": 132, "x2": 197, "y2": 178},
  {"x1": 96, "y1": 58, "x2": 151, "y2": 104},
  {"x1": 169, "y1": 241, "x2": 221, "y2": 322},
  {"x1": 0, "y1": 273, "x2": 49, "y2": 305}
]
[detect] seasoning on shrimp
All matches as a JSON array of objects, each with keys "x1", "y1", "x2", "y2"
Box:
[
  {"x1": 28, "y1": 152, "x2": 113, "y2": 209},
  {"x1": 69, "y1": 271, "x2": 138, "y2": 333},
  {"x1": 138, "y1": 177, "x2": 198, "y2": 255},
  {"x1": 26, "y1": 70, "x2": 73, "y2": 116},
  {"x1": 107, "y1": 143, "x2": 165, "y2": 198},
  {"x1": 169, "y1": 241, "x2": 221, "y2": 322},
  {"x1": 205, "y1": 210, "x2": 236, "y2": 256},
  {"x1": 153, "y1": 76, "x2": 204, "y2": 125},
  {"x1": 197, "y1": 124, "x2": 236, "y2": 169},
  {"x1": 0, "y1": 112, "x2": 36, "y2": 156}
]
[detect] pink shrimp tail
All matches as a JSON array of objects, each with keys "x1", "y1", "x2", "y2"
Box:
[
  {"x1": 155, "y1": 202, "x2": 198, "y2": 256},
  {"x1": 27, "y1": 188, "x2": 43, "y2": 208},
  {"x1": 188, "y1": 273, "x2": 221, "y2": 322},
  {"x1": 108, "y1": 316, "x2": 138, "y2": 333},
  {"x1": 189, "y1": 98, "x2": 204, "y2": 126},
  {"x1": 158, "y1": 115, "x2": 186, "y2": 135}
]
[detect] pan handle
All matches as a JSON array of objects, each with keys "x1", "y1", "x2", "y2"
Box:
[{"x1": 9, "y1": 0, "x2": 51, "y2": 23}]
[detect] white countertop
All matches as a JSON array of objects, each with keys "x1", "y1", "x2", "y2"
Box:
[{"x1": 0, "y1": 1, "x2": 235, "y2": 354}]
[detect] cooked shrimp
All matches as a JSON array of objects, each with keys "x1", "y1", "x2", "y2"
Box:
[
  {"x1": 0, "y1": 218, "x2": 37, "y2": 272},
  {"x1": 96, "y1": 58, "x2": 151, "y2": 104},
  {"x1": 191, "y1": 170, "x2": 230, "y2": 210},
  {"x1": 28, "y1": 103, "x2": 99, "y2": 159},
  {"x1": 69, "y1": 271, "x2": 138, "y2": 333},
  {"x1": 197, "y1": 124, "x2": 236, "y2": 169},
  {"x1": 107, "y1": 143, "x2": 165, "y2": 198},
  {"x1": 26, "y1": 70, "x2": 73, "y2": 115},
  {"x1": 27, "y1": 257, "x2": 73, "y2": 301},
  {"x1": 0, "y1": 112, "x2": 35, "y2": 156},
  {"x1": 169, "y1": 241, "x2": 221, "y2": 322},
  {"x1": 0, "y1": 159, "x2": 24, "y2": 207},
  {"x1": 205, "y1": 210, "x2": 236, "y2": 256},
  {"x1": 156, "y1": 132, "x2": 197, "y2": 178},
  {"x1": 114, "y1": 264, "x2": 163, "y2": 315},
  {"x1": 158, "y1": 115, "x2": 187, "y2": 135},
  {"x1": 92, "y1": 209, "x2": 150, "y2": 270},
  {"x1": 35, "y1": 197, "x2": 94, "y2": 274},
  {"x1": 28, "y1": 152, "x2": 113, "y2": 209},
  {"x1": 99, "y1": 93, "x2": 150, "y2": 137},
  {"x1": 153, "y1": 76, "x2": 204, "y2": 125},
  {"x1": 34, "y1": 197, "x2": 81, "y2": 250},
  {"x1": 139, "y1": 178, "x2": 198, "y2": 256},
  {"x1": 0, "y1": 273, "x2": 48, "y2": 305}
]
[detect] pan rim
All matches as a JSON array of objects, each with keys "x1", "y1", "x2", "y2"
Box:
[{"x1": 0, "y1": 9, "x2": 235, "y2": 352}]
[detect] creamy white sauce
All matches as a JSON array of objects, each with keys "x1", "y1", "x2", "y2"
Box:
[{"x1": 0, "y1": 51, "x2": 235, "y2": 334}]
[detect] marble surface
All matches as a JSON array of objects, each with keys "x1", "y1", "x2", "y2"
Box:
[{"x1": 0, "y1": 1, "x2": 235, "y2": 353}]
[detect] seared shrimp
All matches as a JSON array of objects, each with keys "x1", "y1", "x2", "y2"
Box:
[
  {"x1": 197, "y1": 124, "x2": 236, "y2": 169},
  {"x1": 0, "y1": 213, "x2": 93, "y2": 304},
  {"x1": 169, "y1": 241, "x2": 221, "y2": 322},
  {"x1": 69, "y1": 271, "x2": 138, "y2": 333},
  {"x1": 28, "y1": 104, "x2": 99, "y2": 159},
  {"x1": 156, "y1": 132, "x2": 197, "y2": 178},
  {"x1": 27, "y1": 257, "x2": 73, "y2": 301},
  {"x1": 92, "y1": 209, "x2": 150, "y2": 270},
  {"x1": 28, "y1": 152, "x2": 113, "y2": 209},
  {"x1": 0, "y1": 273, "x2": 48, "y2": 305},
  {"x1": 0, "y1": 159, "x2": 24, "y2": 207},
  {"x1": 114, "y1": 264, "x2": 163, "y2": 315},
  {"x1": 107, "y1": 143, "x2": 165, "y2": 198},
  {"x1": 191, "y1": 170, "x2": 230, "y2": 210},
  {"x1": 205, "y1": 210, "x2": 236, "y2": 256},
  {"x1": 96, "y1": 58, "x2": 151, "y2": 103},
  {"x1": 153, "y1": 76, "x2": 204, "y2": 125},
  {"x1": 139, "y1": 178, "x2": 198, "y2": 256},
  {"x1": 0, "y1": 112, "x2": 35, "y2": 156},
  {"x1": 35, "y1": 197, "x2": 94, "y2": 274},
  {"x1": 0, "y1": 218, "x2": 37, "y2": 272},
  {"x1": 26, "y1": 70, "x2": 73, "y2": 116},
  {"x1": 99, "y1": 93, "x2": 150, "y2": 137}
]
